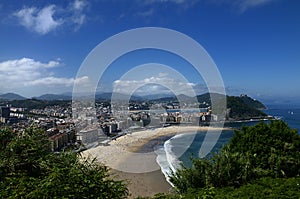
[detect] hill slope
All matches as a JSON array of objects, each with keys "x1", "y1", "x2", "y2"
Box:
[
  {"x1": 227, "y1": 96, "x2": 267, "y2": 120},
  {"x1": 0, "y1": 93, "x2": 27, "y2": 101}
]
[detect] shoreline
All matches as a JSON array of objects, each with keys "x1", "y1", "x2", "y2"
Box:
[
  {"x1": 122, "y1": 125, "x2": 230, "y2": 150},
  {"x1": 81, "y1": 125, "x2": 230, "y2": 198}
]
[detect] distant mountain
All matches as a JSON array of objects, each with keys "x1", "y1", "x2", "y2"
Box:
[
  {"x1": 0, "y1": 93, "x2": 27, "y2": 101},
  {"x1": 141, "y1": 93, "x2": 176, "y2": 100},
  {"x1": 33, "y1": 92, "x2": 184, "y2": 101},
  {"x1": 96, "y1": 92, "x2": 143, "y2": 101},
  {"x1": 31, "y1": 92, "x2": 143, "y2": 101},
  {"x1": 6, "y1": 99, "x2": 70, "y2": 110},
  {"x1": 60, "y1": 92, "x2": 73, "y2": 97},
  {"x1": 149, "y1": 93, "x2": 223, "y2": 103},
  {"x1": 177, "y1": 94, "x2": 196, "y2": 102},
  {"x1": 154, "y1": 94, "x2": 197, "y2": 103},
  {"x1": 34, "y1": 94, "x2": 72, "y2": 101},
  {"x1": 197, "y1": 93, "x2": 226, "y2": 104}
]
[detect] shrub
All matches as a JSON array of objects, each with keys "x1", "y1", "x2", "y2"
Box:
[{"x1": 169, "y1": 120, "x2": 300, "y2": 193}]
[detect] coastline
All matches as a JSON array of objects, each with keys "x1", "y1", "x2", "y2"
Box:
[{"x1": 81, "y1": 125, "x2": 230, "y2": 198}]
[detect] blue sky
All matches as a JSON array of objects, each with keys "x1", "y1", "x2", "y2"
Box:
[{"x1": 0, "y1": 0, "x2": 299, "y2": 103}]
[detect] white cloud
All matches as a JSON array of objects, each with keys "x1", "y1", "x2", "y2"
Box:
[
  {"x1": 0, "y1": 58, "x2": 60, "y2": 81},
  {"x1": 234, "y1": 0, "x2": 277, "y2": 12},
  {"x1": 14, "y1": 5, "x2": 62, "y2": 35},
  {"x1": 73, "y1": 75, "x2": 95, "y2": 93},
  {"x1": 137, "y1": 8, "x2": 154, "y2": 17},
  {"x1": 0, "y1": 58, "x2": 81, "y2": 96},
  {"x1": 72, "y1": 0, "x2": 87, "y2": 11},
  {"x1": 212, "y1": 0, "x2": 278, "y2": 12},
  {"x1": 143, "y1": 0, "x2": 278, "y2": 12},
  {"x1": 70, "y1": 0, "x2": 89, "y2": 29},
  {"x1": 142, "y1": 0, "x2": 199, "y2": 9},
  {"x1": 13, "y1": 0, "x2": 89, "y2": 34},
  {"x1": 74, "y1": 76, "x2": 89, "y2": 84},
  {"x1": 35, "y1": 5, "x2": 62, "y2": 34},
  {"x1": 25, "y1": 77, "x2": 74, "y2": 87},
  {"x1": 158, "y1": 72, "x2": 168, "y2": 77},
  {"x1": 145, "y1": 0, "x2": 192, "y2": 4},
  {"x1": 113, "y1": 76, "x2": 198, "y2": 96}
]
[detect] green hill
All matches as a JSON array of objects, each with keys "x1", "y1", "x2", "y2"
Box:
[
  {"x1": 196, "y1": 93, "x2": 267, "y2": 120},
  {"x1": 239, "y1": 94, "x2": 266, "y2": 110},
  {"x1": 227, "y1": 96, "x2": 267, "y2": 120}
]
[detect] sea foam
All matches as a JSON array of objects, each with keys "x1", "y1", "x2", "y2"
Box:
[{"x1": 155, "y1": 133, "x2": 196, "y2": 186}]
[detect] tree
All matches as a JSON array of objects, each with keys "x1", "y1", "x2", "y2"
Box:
[
  {"x1": 146, "y1": 177, "x2": 300, "y2": 199},
  {"x1": 0, "y1": 127, "x2": 128, "y2": 198},
  {"x1": 169, "y1": 120, "x2": 300, "y2": 193}
]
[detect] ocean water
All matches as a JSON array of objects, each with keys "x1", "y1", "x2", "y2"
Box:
[
  {"x1": 154, "y1": 130, "x2": 234, "y2": 184},
  {"x1": 155, "y1": 105, "x2": 300, "y2": 185},
  {"x1": 264, "y1": 105, "x2": 300, "y2": 132}
]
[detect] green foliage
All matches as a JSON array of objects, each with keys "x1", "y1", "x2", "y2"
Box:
[
  {"x1": 227, "y1": 121, "x2": 300, "y2": 178},
  {"x1": 0, "y1": 127, "x2": 14, "y2": 149},
  {"x1": 158, "y1": 177, "x2": 300, "y2": 199},
  {"x1": 0, "y1": 127, "x2": 128, "y2": 198},
  {"x1": 0, "y1": 99, "x2": 70, "y2": 110},
  {"x1": 151, "y1": 174, "x2": 300, "y2": 199},
  {"x1": 227, "y1": 96, "x2": 267, "y2": 119},
  {"x1": 196, "y1": 93, "x2": 267, "y2": 119},
  {"x1": 0, "y1": 127, "x2": 49, "y2": 179},
  {"x1": 219, "y1": 176, "x2": 300, "y2": 199},
  {"x1": 239, "y1": 94, "x2": 266, "y2": 109},
  {"x1": 169, "y1": 120, "x2": 300, "y2": 193},
  {"x1": 180, "y1": 177, "x2": 300, "y2": 199}
]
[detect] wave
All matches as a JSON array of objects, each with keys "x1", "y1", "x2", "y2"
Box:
[
  {"x1": 154, "y1": 145, "x2": 175, "y2": 186},
  {"x1": 155, "y1": 133, "x2": 194, "y2": 186}
]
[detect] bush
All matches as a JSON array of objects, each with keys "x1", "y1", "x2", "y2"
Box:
[
  {"x1": 0, "y1": 127, "x2": 128, "y2": 198},
  {"x1": 169, "y1": 120, "x2": 300, "y2": 193}
]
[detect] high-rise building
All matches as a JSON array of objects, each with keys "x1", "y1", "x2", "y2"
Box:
[{"x1": 0, "y1": 107, "x2": 10, "y2": 118}]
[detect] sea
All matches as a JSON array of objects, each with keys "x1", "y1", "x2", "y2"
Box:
[{"x1": 154, "y1": 104, "x2": 300, "y2": 185}]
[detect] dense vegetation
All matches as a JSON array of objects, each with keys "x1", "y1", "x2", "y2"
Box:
[
  {"x1": 196, "y1": 93, "x2": 267, "y2": 120},
  {"x1": 239, "y1": 94, "x2": 266, "y2": 109},
  {"x1": 227, "y1": 96, "x2": 267, "y2": 120},
  {"x1": 0, "y1": 127, "x2": 128, "y2": 198},
  {"x1": 145, "y1": 120, "x2": 300, "y2": 198},
  {"x1": 0, "y1": 99, "x2": 70, "y2": 110},
  {"x1": 142, "y1": 176, "x2": 300, "y2": 199}
]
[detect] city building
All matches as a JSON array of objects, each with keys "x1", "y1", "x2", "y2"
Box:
[{"x1": 0, "y1": 106, "x2": 10, "y2": 123}]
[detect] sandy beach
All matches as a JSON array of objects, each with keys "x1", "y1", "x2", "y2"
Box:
[
  {"x1": 81, "y1": 126, "x2": 228, "y2": 198},
  {"x1": 111, "y1": 169, "x2": 173, "y2": 198}
]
